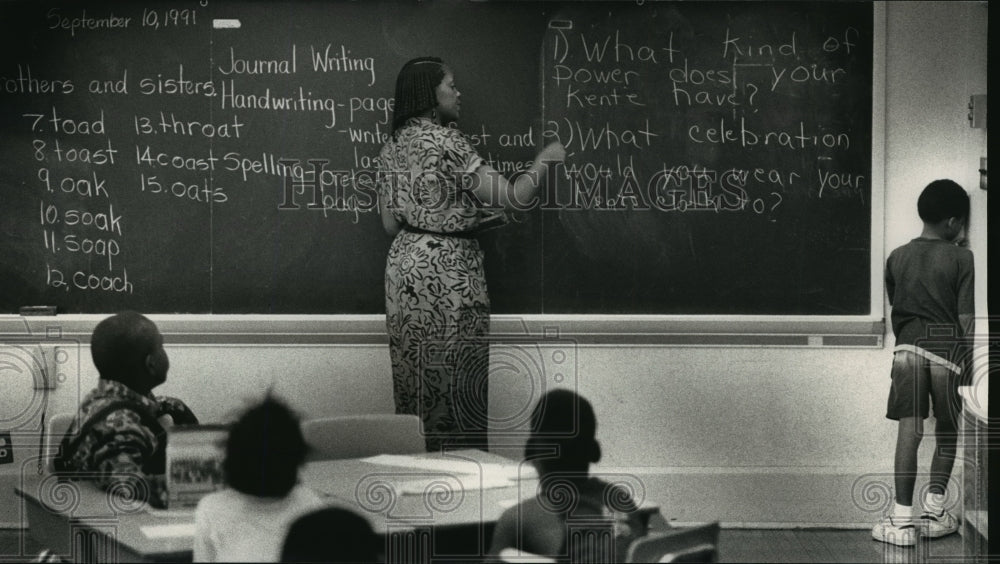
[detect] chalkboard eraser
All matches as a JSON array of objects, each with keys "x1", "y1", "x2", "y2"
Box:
[
  {"x1": 20, "y1": 306, "x2": 57, "y2": 316},
  {"x1": 212, "y1": 18, "x2": 241, "y2": 29}
]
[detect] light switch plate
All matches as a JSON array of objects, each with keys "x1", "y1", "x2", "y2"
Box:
[{"x1": 969, "y1": 94, "x2": 987, "y2": 128}]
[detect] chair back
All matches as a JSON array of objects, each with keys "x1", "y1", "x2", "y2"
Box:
[
  {"x1": 497, "y1": 548, "x2": 557, "y2": 563},
  {"x1": 626, "y1": 522, "x2": 720, "y2": 563},
  {"x1": 44, "y1": 413, "x2": 77, "y2": 473},
  {"x1": 301, "y1": 414, "x2": 424, "y2": 461}
]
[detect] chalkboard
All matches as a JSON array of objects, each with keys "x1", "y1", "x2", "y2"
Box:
[
  {"x1": 539, "y1": 2, "x2": 873, "y2": 314},
  {"x1": 0, "y1": 1, "x2": 873, "y2": 315}
]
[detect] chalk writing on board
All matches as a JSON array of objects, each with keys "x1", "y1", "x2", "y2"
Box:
[
  {"x1": 537, "y1": 2, "x2": 871, "y2": 314},
  {"x1": 139, "y1": 7, "x2": 198, "y2": 30},
  {"x1": 308, "y1": 45, "x2": 377, "y2": 86},
  {"x1": 24, "y1": 103, "x2": 134, "y2": 296},
  {"x1": 135, "y1": 112, "x2": 246, "y2": 138},
  {"x1": 1, "y1": 65, "x2": 75, "y2": 94},
  {"x1": 218, "y1": 46, "x2": 298, "y2": 76},
  {"x1": 544, "y1": 13, "x2": 867, "y2": 222},
  {"x1": 137, "y1": 67, "x2": 215, "y2": 97},
  {"x1": 46, "y1": 8, "x2": 134, "y2": 36},
  {"x1": 0, "y1": 1, "x2": 871, "y2": 314}
]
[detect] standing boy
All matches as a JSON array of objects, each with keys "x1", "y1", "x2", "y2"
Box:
[{"x1": 872, "y1": 179, "x2": 973, "y2": 546}]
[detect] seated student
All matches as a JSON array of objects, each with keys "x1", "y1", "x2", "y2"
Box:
[
  {"x1": 281, "y1": 507, "x2": 383, "y2": 563},
  {"x1": 55, "y1": 311, "x2": 199, "y2": 509},
  {"x1": 193, "y1": 396, "x2": 325, "y2": 562},
  {"x1": 489, "y1": 389, "x2": 650, "y2": 563}
]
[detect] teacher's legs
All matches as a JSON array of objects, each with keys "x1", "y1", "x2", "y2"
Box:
[
  {"x1": 418, "y1": 307, "x2": 490, "y2": 452},
  {"x1": 388, "y1": 309, "x2": 490, "y2": 452}
]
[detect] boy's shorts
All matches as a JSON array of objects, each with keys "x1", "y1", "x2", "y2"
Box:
[{"x1": 886, "y1": 350, "x2": 962, "y2": 421}]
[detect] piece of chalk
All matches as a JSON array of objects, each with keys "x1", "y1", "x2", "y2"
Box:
[
  {"x1": 548, "y1": 20, "x2": 573, "y2": 29},
  {"x1": 20, "y1": 306, "x2": 57, "y2": 316},
  {"x1": 212, "y1": 19, "x2": 241, "y2": 29}
]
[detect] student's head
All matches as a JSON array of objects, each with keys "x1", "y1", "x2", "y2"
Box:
[
  {"x1": 524, "y1": 389, "x2": 601, "y2": 476},
  {"x1": 90, "y1": 311, "x2": 169, "y2": 394},
  {"x1": 281, "y1": 507, "x2": 382, "y2": 563},
  {"x1": 391, "y1": 56, "x2": 451, "y2": 132},
  {"x1": 917, "y1": 179, "x2": 970, "y2": 242},
  {"x1": 223, "y1": 396, "x2": 308, "y2": 498}
]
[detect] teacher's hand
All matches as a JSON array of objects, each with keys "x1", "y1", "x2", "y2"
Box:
[{"x1": 537, "y1": 142, "x2": 566, "y2": 165}]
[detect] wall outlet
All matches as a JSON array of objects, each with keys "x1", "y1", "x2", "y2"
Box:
[{"x1": 0, "y1": 433, "x2": 13, "y2": 464}]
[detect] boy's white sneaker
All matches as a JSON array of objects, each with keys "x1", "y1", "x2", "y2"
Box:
[
  {"x1": 919, "y1": 510, "x2": 959, "y2": 538},
  {"x1": 872, "y1": 516, "x2": 918, "y2": 546}
]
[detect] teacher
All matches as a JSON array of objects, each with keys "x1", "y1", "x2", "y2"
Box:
[{"x1": 377, "y1": 57, "x2": 564, "y2": 451}]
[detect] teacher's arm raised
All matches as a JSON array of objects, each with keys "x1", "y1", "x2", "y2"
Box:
[{"x1": 470, "y1": 141, "x2": 565, "y2": 211}]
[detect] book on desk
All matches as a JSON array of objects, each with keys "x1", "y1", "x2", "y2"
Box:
[{"x1": 165, "y1": 425, "x2": 228, "y2": 509}]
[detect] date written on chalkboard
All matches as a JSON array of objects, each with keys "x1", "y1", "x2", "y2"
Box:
[{"x1": 43, "y1": 7, "x2": 198, "y2": 36}]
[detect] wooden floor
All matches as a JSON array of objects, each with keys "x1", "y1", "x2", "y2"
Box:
[{"x1": 0, "y1": 527, "x2": 970, "y2": 563}]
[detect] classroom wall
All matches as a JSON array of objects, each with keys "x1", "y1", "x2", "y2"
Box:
[{"x1": 0, "y1": 1, "x2": 988, "y2": 531}]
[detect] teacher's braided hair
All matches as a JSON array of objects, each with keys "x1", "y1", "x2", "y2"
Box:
[{"x1": 391, "y1": 56, "x2": 446, "y2": 135}]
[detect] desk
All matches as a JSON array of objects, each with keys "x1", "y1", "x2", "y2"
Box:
[
  {"x1": 16, "y1": 450, "x2": 660, "y2": 563},
  {"x1": 300, "y1": 450, "x2": 539, "y2": 530},
  {"x1": 301, "y1": 450, "x2": 543, "y2": 562},
  {"x1": 15, "y1": 473, "x2": 195, "y2": 563}
]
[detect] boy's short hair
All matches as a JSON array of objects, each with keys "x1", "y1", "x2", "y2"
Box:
[
  {"x1": 281, "y1": 507, "x2": 381, "y2": 563},
  {"x1": 90, "y1": 311, "x2": 159, "y2": 385},
  {"x1": 525, "y1": 389, "x2": 600, "y2": 471},
  {"x1": 223, "y1": 396, "x2": 308, "y2": 498},
  {"x1": 917, "y1": 179, "x2": 969, "y2": 224}
]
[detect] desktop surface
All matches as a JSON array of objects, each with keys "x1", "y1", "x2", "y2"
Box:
[{"x1": 14, "y1": 449, "x2": 556, "y2": 563}]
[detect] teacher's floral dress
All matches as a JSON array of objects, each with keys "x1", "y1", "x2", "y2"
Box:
[{"x1": 378, "y1": 117, "x2": 491, "y2": 451}]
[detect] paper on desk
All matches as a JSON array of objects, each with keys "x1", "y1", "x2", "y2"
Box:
[
  {"x1": 362, "y1": 454, "x2": 535, "y2": 481},
  {"x1": 141, "y1": 523, "x2": 196, "y2": 539},
  {"x1": 145, "y1": 507, "x2": 196, "y2": 518},
  {"x1": 397, "y1": 473, "x2": 516, "y2": 495},
  {"x1": 362, "y1": 454, "x2": 482, "y2": 474}
]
